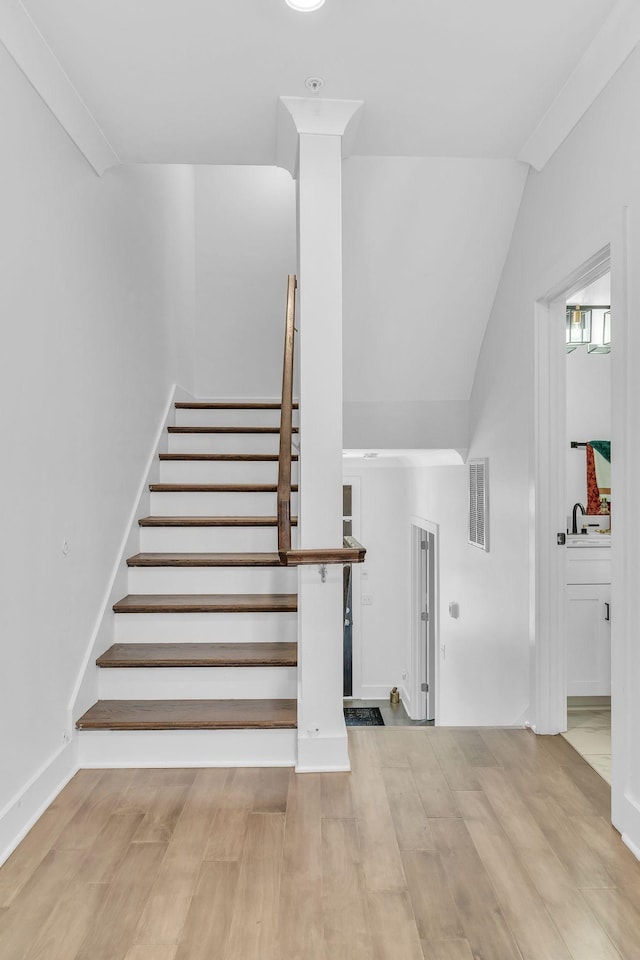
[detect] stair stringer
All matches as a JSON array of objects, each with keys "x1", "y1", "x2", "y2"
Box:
[{"x1": 67, "y1": 383, "x2": 187, "y2": 735}]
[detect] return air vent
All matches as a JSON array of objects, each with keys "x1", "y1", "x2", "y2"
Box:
[{"x1": 469, "y1": 458, "x2": 489, "y2": 551}]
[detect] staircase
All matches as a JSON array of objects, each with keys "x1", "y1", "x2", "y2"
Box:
[{"x1": 75, "y1": 400, "x2": 302, "y2": 767}]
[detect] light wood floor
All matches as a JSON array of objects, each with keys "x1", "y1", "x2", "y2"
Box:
[{"x1": 1, "y1": 727, "x2": 639, "y2": 960}]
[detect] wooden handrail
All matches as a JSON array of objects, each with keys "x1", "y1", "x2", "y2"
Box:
[
  {"x1": 279, "y1": 537, "x2": 366, "y2": 567},
  {"x1": 276, "y1": 276, "x2": 366, "y2": 567},
  {"x1": 277, "y1": 275, "x2": 297, "y2": 554}
]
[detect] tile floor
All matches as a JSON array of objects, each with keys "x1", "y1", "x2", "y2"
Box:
[
  {"x1": 345, "y1": 698, "x2": 434, "y2": 726},
  {"x1": 561, "y1": 702, "x2": 611, "y2": 784}
]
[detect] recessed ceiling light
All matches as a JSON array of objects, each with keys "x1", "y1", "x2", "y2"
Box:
[{"x1": 285, "y1": 0, "x2": 326, "y2": 11}]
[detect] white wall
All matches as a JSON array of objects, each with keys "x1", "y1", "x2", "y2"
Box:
[
  {"x1": 194, "y1": 166, "x2": 296, "y2": 399},
  {"x1": 437, "y1": 44, "x2": 640, "y2": 848},
  {"x1": 346, "y1": 458, "x2": 528, "y2": 725},
  {"x1": 404, "y1": 463, "x2": 532, "y2": 725},
  {"x1": 342, "y1": 156, "x2": 528, "y2": 450},
  {"x1": 0, "y1": 44, "x2": 195, "y2": 855}
]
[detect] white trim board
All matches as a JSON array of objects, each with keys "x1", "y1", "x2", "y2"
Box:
[
  {"x1": 68, "y1": 382, "x2": 183, "y2": 730},
  {"x1": 0, "y1": 743, "x2": 77, "y2": 868},
  {"x1": 0, "y1": 0, "x2": 119, "y2": 175},
  {"x1": 357, "y1": 685, "x2": 412, "y2": 714},
  {"x1": 519, "y1": 0, "x2": 640, "y2": 171}
]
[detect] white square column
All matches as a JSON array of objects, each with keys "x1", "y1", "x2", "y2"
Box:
[{"x1": 277, "y1": 97, "x2": 363, "y2": 771}]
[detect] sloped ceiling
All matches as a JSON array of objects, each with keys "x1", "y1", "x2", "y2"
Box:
[
  {"x1": 342, "y1": 156, "x2": 529, "y2": 450},
  {"x1": 21, "y1": 0, "x2": 618, "y2": 164}
]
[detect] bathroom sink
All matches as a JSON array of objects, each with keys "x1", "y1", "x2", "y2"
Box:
[{"x1": 566, "y1": 535, "x2": 611, "y2": 547}]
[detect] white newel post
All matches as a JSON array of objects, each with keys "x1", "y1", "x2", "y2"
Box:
[{"x1": 277, "y1": 97, "x2": 363, "y2": 771}]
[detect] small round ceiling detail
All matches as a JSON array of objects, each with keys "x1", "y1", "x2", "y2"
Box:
[{"x1": 285, "y1": 0, "x2": 326, "y2": 11}]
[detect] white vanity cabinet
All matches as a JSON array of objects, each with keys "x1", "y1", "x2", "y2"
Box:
[{"x1": 566, "y1": 541, "x2": 611, "y2": 696}]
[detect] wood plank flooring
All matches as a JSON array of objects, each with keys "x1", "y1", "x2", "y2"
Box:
[
  {"x1": 137, "y1": 516, "x2": 298, "y2": 527},
  {"x1": 126, "y1": 553, "x2": 283, "y2": 567},
  {"x1": 1, "y1": 728, "x2": 639, "y2": 960},
  {"x1": 112, "y1": 594, "x2": 297, "y2": 614},
  {"x1": 75, "y1": 699, "x2": 297, "y2": 730},
  {"x1": 147, "y1": 484, "x2": 298, "y2": 493},
  {"x1": 96, "y1": 642, "x2": 297, "y2": 668}
]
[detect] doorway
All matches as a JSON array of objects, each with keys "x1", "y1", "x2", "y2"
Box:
[
  {"x1": 562, "y1": 273, "x2": 612, "y2": 782},
  {"x1": 342, "y1": 480, "x2": 359, "y2": 699},
  {"x1": 533, "y1": 247, "x2": 611, "y2": 737},
  {"x1": 411, "y1": 519, "x2": 439, "y2": 722}
]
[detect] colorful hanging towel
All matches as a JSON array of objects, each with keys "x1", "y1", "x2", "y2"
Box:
[
  {"x1": 589, "y1": 440, "x2": 611, "y2": 494},
  {"x1": 586, "y1": 444, "x2": 601, "y2": 515}
]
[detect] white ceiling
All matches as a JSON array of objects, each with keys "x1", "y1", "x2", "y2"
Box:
[{"x1": 22, "y1": 0, "x2": 619, "y2": 165}]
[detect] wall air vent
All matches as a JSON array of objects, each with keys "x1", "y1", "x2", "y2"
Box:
[{"x1": 468, "y1": 458, "x2": 489, "y2": 551}]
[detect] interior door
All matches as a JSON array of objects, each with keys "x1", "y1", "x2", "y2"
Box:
[
  {"x1": 418, "y1": 527, "x2": 436, "y2": 720},
  {"x1": 343, "y1": 484, "x2": 353, "y2": 696},
  {"x1": 343, "y1": 565, "x2": 353, "y2": 696},
  {"x1": 425, "y1": 531, "x2": 436, "y2": 720}
]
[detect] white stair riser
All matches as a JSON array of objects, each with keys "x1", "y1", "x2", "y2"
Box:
[
  {"x1": 98, "y1": 666, "x2": 297, "y2": 701},
  {"x1": 128, "y1": 566, "x2": 297, "y2": 594},
  {"x1": 168, "y1": 433, "x2": 285, "y2": 454},
  {"x1": 114, "y1": 611, "x2": 298, "y2": 645},
  {"x1": 139, "y1": 526, "x2": 298, "y2": 552},
  {"x1": 174, "y1": 408, "x2": 297, "y2": 428},
  {"x1": 77, "y1": 729, "x2": 297, "y2": 767},
  {"x1": 159, "y1": 461, "x2": 297, "y2": 485},
  {"x1": 149, "y1": 490, "x2": 297, "y2": 516}
]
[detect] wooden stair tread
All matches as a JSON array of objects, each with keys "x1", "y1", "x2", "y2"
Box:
[
  {"x1": 138, "y1": 516, "x2": 298, "y2": 527},
  {"x1": 149, "y1": 483, "x2": 298, "y2": 492},
  {"x1": 159, "y1": 453, "x2": 298, "y2": 461},
  {"x1": 168, "y1": 425, "x2": 298, "y2": 434},
  {"x1": 127, "y1": 552, "x2": 282, "y2": 567},
  {"x1": 76, "y1": 698, "x2": 297, "y2": 730},
  {"x1": 175, "y1": 402, "x2": 298, "y2": 410},
  {"x1": 97, "y1": 642, "x2": 297, "y2": 667},
  {"x1": 113, "y1": 594, "x2": 298, "y2": 613}
]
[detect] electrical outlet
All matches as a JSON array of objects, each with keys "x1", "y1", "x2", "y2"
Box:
[{"x1": 361, "y1": 594, "x2": 373, "y2": 606}]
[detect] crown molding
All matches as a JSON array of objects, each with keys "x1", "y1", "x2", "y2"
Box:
[
  {"x1": 277, "y1": 97, "x2": 364, "y2": 177},
  {"x1": 519, "y1": 0, "x2": 640, "y2": 171},
  {"x1": 0, "y1": 0, "x2": 119, "y2": 175}
]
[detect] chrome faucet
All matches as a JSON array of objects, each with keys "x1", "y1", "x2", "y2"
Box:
[{"x1": 571, "y1": 502, "x2": 586, "y2": 534}]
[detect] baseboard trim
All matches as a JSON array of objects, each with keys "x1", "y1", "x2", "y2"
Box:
[
  {"x1": 0, "y1": 742, "x2": 78, "y2": 868},
  {"x1": 622, "y1": 831, "x2": 640, "y2": 862},
  {"x1": 296, "y1": 732, "x2": 350, "y2": 772}
]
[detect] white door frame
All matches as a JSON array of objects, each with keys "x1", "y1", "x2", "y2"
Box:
[
  {"x1": 410, "y1": 516, "x2": 440, "y2": 723},
  {"x1": 533, "y1": 246, "x2": 611, "y2": 735}
]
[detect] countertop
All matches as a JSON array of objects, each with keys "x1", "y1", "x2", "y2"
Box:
[{"x1": 566, "y1": 534, "x2": 611, "y2": 548}]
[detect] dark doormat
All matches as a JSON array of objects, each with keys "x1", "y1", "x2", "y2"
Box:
[{"x1": 344, "y1": 706, "x2": 384, "y2": 727}]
